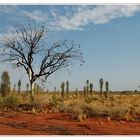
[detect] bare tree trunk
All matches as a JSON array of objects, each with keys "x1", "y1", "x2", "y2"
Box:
[
  {"x1": 30, "y1": 82, "x2": 35, "y2": 103},
  {"x1": 30, "y1": 81, "x2": 36, "y2": 113},
  {"x1": 28, "y1": 68, "x2": 35, "y2": 103}
]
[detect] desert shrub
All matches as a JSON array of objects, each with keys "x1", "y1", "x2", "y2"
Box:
[
  {"x1": 84, "y1": 102, "x2": 109, "y2": 117},
  {"x1": 66, "y1": 104, "x2": 83, "y2": 119},
  {"x1": 60, "y1": 98, "x2": 87, "y2": 121},
  {"x1": 17, "y1": 103, "x2": 33, "y2": 111},
  {"x1": 85, "y1": 97, "x2": 94, "y2": 103},
  {"x1": 20, "y1": 94, "x2": 31, "y2": 104},
  {"x1": 50, "y1": 95, "x2": 59, "y2": 107},
  {"x1": 83, "y1": 103, "x2": 95, "y2": 117},
  {"x1": 41, "y1": 93, "x2": 140, "y2": 121},
  {"x1": 57, "y1": 98, "x2": 78, "y2": 112},
  {"x1": 132, "y1": 106, "x2": 140, "y2": 118},
  {"x1": 68, "y1": 99, "x2": 87, "y2": 110},
  {"x1": 108, "y1": 105, "x2": 130, "y2": 119},
  {"x1": 109, "y1": 95, "x2": 115, "y2": 102},
  {"x1": 92, "y1": 96, "x2": 100, "y2": 101},
  {"x1": 49, "y1": 95, "x2": 63, "y2": 108},
  {"x1": 37, "y1": 94, "x2": 63, "y2": 113},
  {"x1": 57, "y1": 102, "x2": 65, "y2": 112},
  {"x1": 79, "y1": 97, "x2": 133, "y2": 120},
  {"x1": 3, "y1": 92, "x2": 136, "y2": 121},
  {"x1": 2, "y1": 96, "x2": 21, "y2": 110},
  {"x1": 0, "y1": 97, "x2": 3, "y2": 108},
  {"x1": 62, "y1": 94, "x2": 140, "y2": 121},
  {"x1": 34, "y1": 93, "x2": 50, "y2": 105}
]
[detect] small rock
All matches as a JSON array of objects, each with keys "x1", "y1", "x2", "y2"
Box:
[
  {"x1": 120, "y1": 120, "x2": 126, "y2": 125},
  {"x1": 107, "y1": 116, "x2": 111, "y2": 122},
  {"x1": 98, "y1": 119, "x2": 104, "y2": 125}
]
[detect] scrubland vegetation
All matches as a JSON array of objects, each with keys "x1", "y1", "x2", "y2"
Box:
[
  {"x1": 1, "y1": 89, "x2": 140, "y2": 122},
  {"x1": 0, "y1": 70, "x2": 140, "y2": 123}
]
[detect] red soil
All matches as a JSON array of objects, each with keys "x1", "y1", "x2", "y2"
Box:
[{"x1": 0, "y1": 112, "x2": 140, "y2": 135}]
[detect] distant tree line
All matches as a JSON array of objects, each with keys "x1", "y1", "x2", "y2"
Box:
[
  {"x1": 0, "y1": 70, "x2": 110, "y2": 100},
  {"x1": 59, "y1": 78, "x2": 109, "y2": 99}
]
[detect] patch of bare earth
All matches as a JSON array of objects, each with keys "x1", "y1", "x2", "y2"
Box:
[{"x1": 0, "y1": 112, "x2": 140, "y2": 135}]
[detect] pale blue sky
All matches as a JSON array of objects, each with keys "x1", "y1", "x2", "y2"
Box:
[{"x1": 0, "y1": 5, "x2": 140, "y2": 91}]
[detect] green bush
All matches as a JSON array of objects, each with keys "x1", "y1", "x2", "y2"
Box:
[
  {"x1": 49, "y1": 95, "x2": 62, "y2": 108},
  {"x1": 0, "y1": 97, "x2": 3, "y2": 108},
  {"x1": 3, "y1": 96, "x2": 21, "y2": 110},
  {"x1": 51, "y1": 95, "x2": 58, "y2": 107}
]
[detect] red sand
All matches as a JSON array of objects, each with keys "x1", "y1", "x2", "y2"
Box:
[{"x1": 0, "y1": 112, "x2": 140, "y2": 135}]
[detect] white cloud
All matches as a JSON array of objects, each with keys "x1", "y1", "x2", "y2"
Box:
[
  {"x1": 0, "y1": 5, "x2": 17, "y2": 14},
  {"x1": 21, "y1": 10, "x2": 47, "y2": 22},
  {"x1": 49, "y1": 5, "x2": 140, "y2": 31},
  {"x1": 1, "y1": 5, "x2": 140, "y2": 31}
]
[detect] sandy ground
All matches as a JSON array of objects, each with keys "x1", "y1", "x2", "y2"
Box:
[{"x1": 0, "y1": 112, "x2": 140, "y2": 135}]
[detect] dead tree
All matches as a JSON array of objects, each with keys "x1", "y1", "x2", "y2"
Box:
[{"x1": 0, "y1": 21, "x2": 84, "y2": 103}]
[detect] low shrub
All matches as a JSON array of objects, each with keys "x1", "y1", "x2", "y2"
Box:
[
  {"x1": 85, "y1": 97, "x2": 94, "y2": 103},
  {"x1": 0, "y1": 97, "x2": 3, "y2": 109},
  {"x1": 34, "y1": 93, "x2": 50, "y2": 105},
  {"x1": 108, "y1": 105, "x2": 130, "y2": 119},
  {"x1": 61, "y1": 99, "x2": 88, "y2": 120},
  {"x1": 66, "y1": 104, "x2": 83, "y2": 119},
  {"x1": 0, "y1": 93, "x2": 140, "y2": 122},
  {"x1": 2, "y1": 96, "x2": 21, "y2": 110},
  {"x1": 50, "y1": 95, "x2": 59, "y2": 107},
  {"x1": 85, "y1": 102, "x2": 109, "y2": 117},
  {"x1": 17, "y1": 103, "x2": 33, "y2": 111},
  {"x1": 57, "y1": 102, "x2": 65, "y2": 112}
]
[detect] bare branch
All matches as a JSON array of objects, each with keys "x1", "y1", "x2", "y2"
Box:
[{"x1": 0, "y1": 21, "x2": 84, "y2": 85}]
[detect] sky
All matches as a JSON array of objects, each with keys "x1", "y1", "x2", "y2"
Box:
[{"x1": 0, "y1": 5, "x2": 140, "y2": 91}]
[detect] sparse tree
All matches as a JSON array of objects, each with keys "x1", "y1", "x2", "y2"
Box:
[
  {"x1": 0, "y1": 21, "x2": 84, "y2": 103},
  {"x1": 105, "y1": 81, "x2": 109, "y2": 98},
  {"x1": 89, "y1": 83, "x2": 93, "y2": 93},
  {"x1": 105, "y1": 81, "x2": 109, "y2": 92},
  {"x1": 86, "y1": 80, "x2": 89, "y2": 92},
  {"x1": 18, "y1": 80, "x2": 21, "y2": 94},
  {"x1": 66, "y1": 80, "x2": 69, "y2": 94},
  {"x1": 99, "y1": 78, "x2": 103, "y2": 95},
  {"x1": 61, "y1": 82, "x2": 65, "y2": 99},
  {"x1": 0, "y1": 71, "x2": 10, "y2": 97}
]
